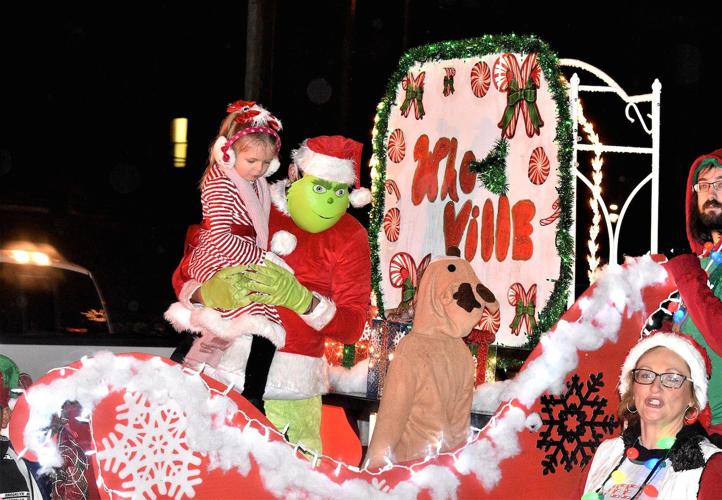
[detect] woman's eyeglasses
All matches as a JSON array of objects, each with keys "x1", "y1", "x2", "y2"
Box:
[{"x1": 632, "y1": 368, "x2": 693, "y2": 389}]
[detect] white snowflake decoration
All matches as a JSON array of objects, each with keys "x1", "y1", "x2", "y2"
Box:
[{"x1": 95, "y1": 391, "x2": 203, "y2": 499}]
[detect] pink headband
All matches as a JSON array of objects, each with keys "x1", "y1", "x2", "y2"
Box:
[{"x1": 221, "y1": 127, "x2": 282, "y2": 162}]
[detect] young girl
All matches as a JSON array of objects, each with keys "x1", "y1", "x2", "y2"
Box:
[{"x1": 181, "y1": 100, "x2": 293, "y2": 412}]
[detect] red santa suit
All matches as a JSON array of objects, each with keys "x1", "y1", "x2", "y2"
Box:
[
  {"x1": 168, "y1": 179, "x2": 371, "y2": 399},
  {"x1": 262, "y1": 180, "x2": 371, "y2": 399}
]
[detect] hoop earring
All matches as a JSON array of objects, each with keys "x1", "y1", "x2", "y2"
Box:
[
  {"x1": 684, "y1": 404, "x2": 699, "y2": 424},
  {"x1": 626, "y1": 402, "x2": 637, "y2": 414}
]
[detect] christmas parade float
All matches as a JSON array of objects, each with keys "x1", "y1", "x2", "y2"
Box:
[{"x1": 10, "y1": 35, "x2": 667, "y2": 498}]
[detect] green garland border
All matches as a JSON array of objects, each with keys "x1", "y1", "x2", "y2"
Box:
[{"x1": 368, "y1": 34, "x2": 574, "y2": 351}]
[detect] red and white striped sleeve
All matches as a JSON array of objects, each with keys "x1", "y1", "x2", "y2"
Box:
[{"x1": 201, "y1": 172, "x2": 265, "y2": 265}]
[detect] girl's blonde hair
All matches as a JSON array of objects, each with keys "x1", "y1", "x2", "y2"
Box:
[{"x1": 199, "y1": 111, "x2": 278, "y2": 187}]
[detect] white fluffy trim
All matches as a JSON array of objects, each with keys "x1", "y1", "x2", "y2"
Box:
[
  {"x1": 264, "y1": 157, "x2": 281, "y2": 178},
  {"x1": 164, "y1": 302, "x2": 201, "y2": 333},
  {"x1": 302, "y1": 293, "x2": 337, "y2": 331},
  {"x1": 328, "y1": 358, "x2": 369, "y2": 394},
  {"x1": 270, "y1": 179, "x2": 290, "y2": 215},
  {"x1": 265, "y1": 352, "x2": 329, "y2": 400},
  {"x1": 292, "y1": 142, "x2": 356, "y2": 186},
  {"x1": 349, "y1": 187, "x2": 371, "y2": 208},
  {"x1": 165, "y1": 302, "x2": 286, "y2": 349},
  {"x1": 270, "y1": 230, "x2": 296, "y2": 255}
]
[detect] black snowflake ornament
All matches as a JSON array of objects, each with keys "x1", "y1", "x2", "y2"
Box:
[{"x1": 536, "y1": 372, "x2": 617, "y2": 475}]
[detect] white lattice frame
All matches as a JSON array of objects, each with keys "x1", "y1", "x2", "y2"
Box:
[{"x1": 561, "y1": 59, "x2": 661, "y2": 302}]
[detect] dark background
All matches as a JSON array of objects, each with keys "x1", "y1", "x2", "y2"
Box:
[{"x1": 1, "y1": 2, "x2": 719, "y2": 339}]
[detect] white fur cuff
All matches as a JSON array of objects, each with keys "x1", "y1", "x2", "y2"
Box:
[
  {"x1": 301, "y1": 292, "x2": 336, "y2": 331},
  {"x1": 264, "y1": 352, "x2": 329, "y2": 400}
]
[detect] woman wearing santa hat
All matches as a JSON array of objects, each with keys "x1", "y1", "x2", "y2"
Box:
[{"x1": 576, "y1": 332, "x2": 722, "y2": 499}]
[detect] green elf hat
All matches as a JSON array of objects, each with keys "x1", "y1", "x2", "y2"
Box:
[
  {"x1": 0, "y1": 354, "x2": 21, "y2": 407},
  {"x1": 693, "y1": 156, "x2": 722, "y2": 184}
]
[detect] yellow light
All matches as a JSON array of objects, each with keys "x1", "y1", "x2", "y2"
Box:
[
  {"x1": 30, "y1": 251, "x2": 50, "y2": 266},
  {"x1": 172, "y1": 118, "x2": 188, "y2": 143},
  {"x1": 10, "y1": 250, "x2": 30, "y2": 264},
  {"x1": 171, "y1": 118, "x2": 189, "y2": 168}
]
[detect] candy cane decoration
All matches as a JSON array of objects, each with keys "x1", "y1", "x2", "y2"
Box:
[
  {"x1": 507, "y1": 283, "x2": 538, "y2": 335},
  {"x1": 443, "y1": 67, "x2": 456, "y2": 96},
  {"x1": 389, "y1": 252, "x2": 418, "y2": 288},
  {"x1": 539, "y1": 198, "x2": 561, "y2": 226},
  {"x1": 400, "y1": 71, "x2": 426, "y2": 120},
  {"x1": 384, "y1": 179, "x2": 401, "y2": 201},
  {"x1": 494, "y1": 53, "x2": 544, "y2": 138}
]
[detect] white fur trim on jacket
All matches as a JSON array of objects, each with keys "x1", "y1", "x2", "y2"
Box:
[
  {"x1": 301, "y1": 292, "x2": 337, "y2": 331},
  {"x1": 264, "y1": 352, "x2": 329, "y2": 400},
  {"x1": 292, "y1": 142, "x2": 356, "y2": 186},
  {"x1": 270, "y1": 230, "x2": 296, "y2": 255},
  {"x1": 270, "y1": 179, "x2": 290, "y2": 215},
  {"x1": 164, "y1": 302, "x2": 286, "y2": 348},
  {"x1": 349, "y1": 187, "x2": 371, "y2": 208}
]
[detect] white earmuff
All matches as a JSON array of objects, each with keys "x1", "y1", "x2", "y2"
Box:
[{"x1": 213, "y1": 136, "x2": 235, "y2": 169}]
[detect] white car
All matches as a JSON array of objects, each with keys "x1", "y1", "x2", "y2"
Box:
[{"x1": 0, "y1": 244, "x2": 174, "y2": 381}]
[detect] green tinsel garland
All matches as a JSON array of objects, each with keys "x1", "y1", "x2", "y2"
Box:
[
  {"x1": 469, "y1": 137, "x2": 509, "y2": 195},
  {"x1": 368, "y1": 34, "x2": 575, "y2": 351}
]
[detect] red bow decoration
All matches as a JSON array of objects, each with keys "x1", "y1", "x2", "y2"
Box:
[
  {"x1": 508, "y1": 282, "x2": 538, "y2": 335},
  {"x1": 226, "y1": 100, "x2": 282, "y2": 131},
  {"x1": 493, "y1": 53, "x2": 544, "y2": 138}
]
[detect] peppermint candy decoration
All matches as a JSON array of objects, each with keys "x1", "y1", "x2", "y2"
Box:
[
  {"x1": 383, "y1": 208, "x2": 401, "y2": 242},
  {"x1": 478, "y1": 306, "x2": 501, "y2": 334},
  {"x1": 387, "y1": 129, "x2": 406, "y2": 163},
  {"x1": 389, "y1": 252, "x2": 417, "y2": 288},
  {"x1": 470, "y1": 61, "x2": 491, "y2": 98},
  {"x1": 528, "y1": 147, "x2": 550, "y2": 185}
]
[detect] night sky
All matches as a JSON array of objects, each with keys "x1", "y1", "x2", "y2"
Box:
[{"x1": 1, "y1": 2, "x2": 720, "y2": 337}]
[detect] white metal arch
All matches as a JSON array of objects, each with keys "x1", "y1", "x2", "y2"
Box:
[{"x1": 560, "y1": 59, "x2": 661, "y2": 272}]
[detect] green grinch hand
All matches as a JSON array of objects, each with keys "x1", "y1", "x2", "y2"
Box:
[
  {"x1": 244, "y1": 260, "x2": 313, "y2": 314},
  {"x1": 199, "y1": 266, "x2": 254, "y2": 309}
]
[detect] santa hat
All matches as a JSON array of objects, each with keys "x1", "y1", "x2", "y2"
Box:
[
  {"x1": 291, "y1": 135, "x2": 372, "y2": 208},
  {"x1": 619, "y1": 332, "x2": 711, "y2": 411}
]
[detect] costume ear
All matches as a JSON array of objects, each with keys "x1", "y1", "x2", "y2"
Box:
[
  {"x1": 288, "y1": 162, "x2": 301, "y2": 182},
  {"x1": 213, "y1": 137, "x2": 235, "y2": 169}
]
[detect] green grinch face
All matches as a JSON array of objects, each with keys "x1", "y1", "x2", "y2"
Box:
[{"x1": 287, "y1": 175, "x2": 350, "y2": 233}]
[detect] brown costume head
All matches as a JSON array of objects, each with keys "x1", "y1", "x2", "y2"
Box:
[{"x1": 412, "y1": 247, "x2": 499, "y2": 338}]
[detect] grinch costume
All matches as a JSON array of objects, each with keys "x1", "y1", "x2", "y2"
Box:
[{"x1": 172, "y1": 136, "x2": 371, "y2": 453}]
